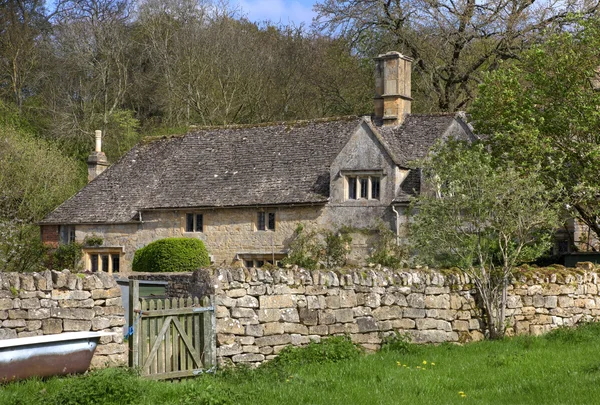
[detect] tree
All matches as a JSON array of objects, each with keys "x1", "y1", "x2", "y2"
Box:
[
  {"x1": 471, "y1": 17, "x2": 600, "y2": 250},
  {"x1": 314, "y1": 0, "x2": 599, "y2": 112},
  {"x1": 410, "y1": 141, "x2": 561, "y2": 339}
]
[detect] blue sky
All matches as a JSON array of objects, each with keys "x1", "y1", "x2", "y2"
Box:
[{"x1": 234, "y1": 0, "x2": 317, "y2": 27}]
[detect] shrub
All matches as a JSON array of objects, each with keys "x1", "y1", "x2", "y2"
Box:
[
  {"x1": 83, "y1": 234, "x2": 103, "y2": 247},
  {"x1": 281, "y1": 224, "x2": 323, "y2": 270},
  {"x1": 53, "y1": 242, "x2": 83, "y2": 270},
  {"x1": 380, "y1": 330, "x2": 414, "y2": 354},
  {"x1": 132, "y1": 237, "x2": 210, "y2": 272},
  {"x1": 323, "y1": 230, "x2": 352, "y2": 268},
  {"x1": 367, "y1": 221, "x2": 408, "y2": 269}
]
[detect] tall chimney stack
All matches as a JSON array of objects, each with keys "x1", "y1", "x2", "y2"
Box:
[
  {"x1": 374, "y1": 51, "x2": 413, "y2": 127},
  {"x1": 87, "y1": 130, "x2": 109, "y2": 182}
]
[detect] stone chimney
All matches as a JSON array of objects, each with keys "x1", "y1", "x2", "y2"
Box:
[
  {"x1": 374, "y1": 51, "x2": 413, "y2": 127},
  {"x1": 87, "y1": 130, "x2": 109, "y2": 182}
]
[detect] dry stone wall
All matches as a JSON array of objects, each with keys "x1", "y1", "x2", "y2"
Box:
[
  {"x1": 211, "y1": 266, "x2": 600, "y2": 366},
  {"x1": 0, "y1": 270, "x2": 127, "y2": 368}
]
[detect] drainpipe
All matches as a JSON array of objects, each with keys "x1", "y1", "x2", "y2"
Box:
[{"x1": 391, "y1": 205, "x2": 400, "y2": 245}]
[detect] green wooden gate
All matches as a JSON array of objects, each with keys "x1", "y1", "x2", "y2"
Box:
[{"x1": 128, "y1": 280, "x2": 216, "y2": 380}]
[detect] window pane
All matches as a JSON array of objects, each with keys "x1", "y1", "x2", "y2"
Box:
[
  {"x1": 257, "y1": 212, "x2": 266, "y2": 230},
  {"x1": 348, "y1": 177, "x2": 357, "y2": 199},
  {"x1": 268, "y1": 212, "x2": 276, "y2": 230},
  {"x1": 360, "y1": 178, "x2": 368, "y2": 198},
  {"x1": 196, "y1": 214, "x2": 203, "y2": 232},
  {"x1": 91, "y1": 254, "x2": 98, "y2": 273},
  {"x1": 244, "y1": 260, "x2": 254, "y2": 268},
  {"x1": 112, "y1": 255, "x2": 120, "y2": 273},
  {"x1": 186, "y1": 213, "x2": 194, "y2": 232},
  {"x1": 256, "y1": 260, "x2": 264, "y2": 268},
  {"x1": 101, "y1": 255, "x2": 109, "y2": 272},
  {"x1": 371, "y1": 177, "x2": 380, "y2": 199}
]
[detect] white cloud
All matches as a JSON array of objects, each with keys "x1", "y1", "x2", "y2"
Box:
[{"x1": 236, "y1": 0, "x2": 316, "y2": 27}]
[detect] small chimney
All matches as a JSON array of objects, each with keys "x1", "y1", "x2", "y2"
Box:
[
  {"x1": 87, "y1": 130, "x2": 109, "y2": 182},
  {"x1": 374, "y1": 51, "x2": 413, "y2": 127}
]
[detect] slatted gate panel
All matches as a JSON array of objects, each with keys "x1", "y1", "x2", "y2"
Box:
[{"x1": 128, "y1": 280, "x2": 216, "y2": 380}]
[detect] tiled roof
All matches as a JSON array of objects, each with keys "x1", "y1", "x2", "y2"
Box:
[{"x1": 42, "y1": 118, "x2": 363, "y2": 224}]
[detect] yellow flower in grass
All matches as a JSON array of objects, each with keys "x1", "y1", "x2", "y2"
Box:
[
  {"x1": 431, "y1": 363, "x2": 435, "y2": 366},
  {"x1": 458, "y1": 392, "x2": 465, "y2": 395},
  {"x1": 423, "y1": 360, "x2": 427, "y2": 365},
  {"x1": 397, "y1": 361, "x2": 401, "y2": 366}
]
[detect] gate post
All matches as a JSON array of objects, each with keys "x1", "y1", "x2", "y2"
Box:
[
  {"x1": 202, "y1": 295, "x2": 217, "y2": 368},
  {"x1": 128, "y1": 279, "x2": 140, "y2": 368}
]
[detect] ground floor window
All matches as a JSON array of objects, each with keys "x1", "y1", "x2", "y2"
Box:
[
  {"x1": 85, "y1": 248, "x2": 123, "y2": 274},
  {"x1": 239, "y1": 253, "x2": 286, "y2": 268}
]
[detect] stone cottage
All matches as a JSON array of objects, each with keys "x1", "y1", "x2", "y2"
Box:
[{"x1": 40, "y1": 52, "x2": 476, "y2": 273}]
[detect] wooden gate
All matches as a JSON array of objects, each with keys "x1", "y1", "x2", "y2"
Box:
[{"x1": 128, "y1": 280, "x2": 216, "y2": 380}]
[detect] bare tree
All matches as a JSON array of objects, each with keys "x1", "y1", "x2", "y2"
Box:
[{"x1": 314, "y1": 0, "x2": 600, "y2": 112}]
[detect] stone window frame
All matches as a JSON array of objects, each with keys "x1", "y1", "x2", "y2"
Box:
[
  {"x1": 343, "y1": 170, "x2": 383, "y2": 201},
  {"x1": 83, "y1": 247, "x2": 124, "y2": 274},
  {"x1": 238, "y1": 253, "x2": 286, "y2": 268},
  {"x1": 256, "y1": 210, "x2": 276, "y2": 231},
  {"x1": 183, "y1": 212, "x2": 204, "y2": 233}
]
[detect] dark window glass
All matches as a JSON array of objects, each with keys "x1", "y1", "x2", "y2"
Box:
[
  {"x1": 256, "y1": 260, "x2": 264, "y2": 268},
  {"x1": 101, "y1": 255, "x2": 109, "y2": 272},
  {"x1": 360, "y1": 178, "x2": 368, "y2": 198},
  {"x1": 69, "y1": 228, "x2": 76, "y2": 243},
  {"x1": 268, "y1": 212, "x2": 276, "y2": 230},
  {"x1": 91, "y1": 254, "x2": 98, "y2": 272},
  {"x1": 245, "y1": 260, "x2": 254, "y2": 268},
  {"x1": 348, "y1": 177, "x2": 357, "y2": 199},
  {"x1": 112, "y1": 255, "x2": 120, "y2": 273},
  {"x1": 196, "y1": 214, "x2": 203, "y2": 232},
  {"x1": 371, "y1": 177, "x2": 380, "y2": 199},
  {"x1": 186, "y1": 213, "x2": 194, "y2": 232},
  {"x1": 257, "y1": 212, "x2": 266, "y2": 230}
]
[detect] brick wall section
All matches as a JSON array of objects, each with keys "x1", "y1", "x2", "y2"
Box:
[
  {"x1": 40, "y1": 225, "x2": 59, "y2": 248},
  {"x1": 0, "y1": 270, "x2": 127, "y2": 368},
  {"x1": 209, "y1": 266, "x2": 600, "y2": 366}
]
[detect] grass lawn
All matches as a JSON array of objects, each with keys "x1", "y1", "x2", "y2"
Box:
[{"x1": 3, "y1": 323, "x2": 600, "y2": 405}]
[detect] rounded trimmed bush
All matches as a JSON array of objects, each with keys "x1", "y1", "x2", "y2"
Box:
[{"x1": 132, "y1": 238, "x2": 210, "y2": 272}]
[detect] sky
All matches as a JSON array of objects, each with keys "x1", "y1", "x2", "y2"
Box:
[{"x1": 234, "y1": 0, "x2": 318, "y2": 27}]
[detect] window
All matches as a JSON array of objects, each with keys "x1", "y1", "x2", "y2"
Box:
[
  {"x1": 185, "y1": 213, "x2": 204, "y2": 232},
  {"x1": 346, "y1": 175, "x2": 381, "y2": 200},
  {"x1": 85, "y1": 249, "x2": 122, "y2": 274},
  {"x1": 257, "y1": 211, "x2": 276, "y2": 231},
  {"x1": 59, "y1": 225, "x2": 76, "y2": 244},
  {"x1": 240, "y1": 254, "x2": 286, "y2": 268}
]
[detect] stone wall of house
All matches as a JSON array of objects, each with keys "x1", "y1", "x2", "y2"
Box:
[
  {"x1": 205, "y1": 266, "x2": 600, "y2": 366},
  {"x1": 0, "y1": 270, "x2": 127, "y2": 369}
]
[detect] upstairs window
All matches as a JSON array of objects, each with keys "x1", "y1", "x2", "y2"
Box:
[
  {"x1": 257, "y1": 211, "x2": 276, "y2": 231},
  {"x1": 346, "y1": 175, "x2": 381, "y2": 200},
  {"x1": 185, "y1": 213, "x2": 204, "y2": 232},
  {"x1": 59, "y1": 225, "x2": 76, "y2": 244}
]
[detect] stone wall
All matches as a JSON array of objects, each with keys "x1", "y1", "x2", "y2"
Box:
[
  {"x1": 209, "y1": 266, "x2": 600, "y2": 366},
  {"x1": 0, "y1": 270, "x2": 127, "y2": 368}
]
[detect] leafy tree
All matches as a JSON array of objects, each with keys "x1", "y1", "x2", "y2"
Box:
[
  {"x1": 410, "y1": 141, "x2": 561, "y2": 339},
  {"x1": 471, "y1": 17, "x2": 600, "y2": 250}
]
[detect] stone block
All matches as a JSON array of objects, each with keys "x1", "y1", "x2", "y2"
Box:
[
  {"x1": 217, "y1": 333, "x2": 235, "y2": 345},
  {"x1": 227, "y1": 288, "x2": 247, "y2": 298},
  {"x1": 92, "y1": 317, "x2": 111, "y2": 330},
  {"x1": 8, "y1": 309, "x2": 27, "y2": 319},
  {"x1": 544, "y1": 296, "x2": 558, "y2": 309},
  {"x1": 246, "y1": 324, "x2": 264, "y2": 337},
  {"x1": 27, "y1": 308, "x2": 50, "y2": 320},
  {"x1": 305, "y1": 285, "x2": 328, "y2": 295},
  {"x1": 63, "y1": 319, "x2": 91, "y2": 331},
  {"x1": 291, "y1": 334, "x2": 310, "y2": 346},
  {"x1": 391, "y1": 318, "x2": 416, "y2": 329},
  {"x1": 42, "y1": 318, "x2": 63, "y2": 334},
  {"x1": 356, "y1": 317, "x2": 378, "y2": 332},
  {"x1": 237, "y1": 295, "x2": 259, "y2": 308},
  {"x1": 51, "y1": 270, "x2": 67, "y2": 288},
  {"x1": 258, "y1": 308, "x2": 281, "y2": 322},
  {"x1": 340, "y1": 290, "x2": 357, "y2": 307},
  {"x1": 329, "y1": 323, "x2": 359, "y2": 334},
  {"x1": 231, "y1": 308, "x2": 256, "y2": 319},
  {"x1": 255, "y1": 334, "x2": 291, "y2": 347},
  {"x1": 452, "y1": 320, "x2": 469, "y2": 331},
  {"x1": 298, "y1": 308, "x2": 318, "y2": 326},
  {"x1": 0, "y1": 298, "x2": 13, "y2": 310},
  {"x1": 18, "y1": 331, "x2": 43, "y2": 338},
  {"x1": 91, "y1": 288, "x2": 121, "y2": 300},
  {"x1": 0, "y1": 310, "x2": 6, "y2": 320},
  {"x1": 232, "y1": 353, "x2": 265, "y2": 363},
  {"x1": 260, "y1": 346, "x2": 274, "y2": 355},
  {"x1": 283, "y1": 323, "x2": 308, "y2": 334},
  {"x1": 217, "y1": 318, "x2": 244, "y2": 335},
  {"x1": 306, "y1": 296, "x2": 321, "y2": 310},
  {"x1": 105, "y1": 297, "x2": 122, "y2": 307},
  {"x1": 408, "y1": 329, "x2": 448, "y2": 343},
  {"x1": 216, "y1": 296, "x2": 236, "y2": 308},
  {"x1": 558, "y1": 296, "x2": 574, "y2": 308},
  {"x1": 425, "y1": 295, "x2": 450, "y2": 309},
  {"x1": 260, "y1": 295, "x2": 293, "y2": 309},
  {"x1": 365, "y1": 293, "x2": 381, "y2": 308},
  {"x1": 407, "y1": 293, "x2": 425, "y2": 308},
  {"x1": 19, "y1": 298, "x2": 40, "y2": 309},
  {"x1": 334, "y1": 308, "x2": 354, "y2": 323},
  {"x1": 281, "y1": 308, "x2": 299, "y2": 323},
  {"x1": 372, "y1": 306, "x2": 402, "y2": 321},
  {"x1": 219, "y1": 342, "x2": 242, "y2": 356},
  {"x1": 216, "y1": 306, "x2": 230, "y2": 318},
  {"x1": 325, "y1": 295, "x2": 340, "y2": 309},
  {"x1": 95, "y1": 343, "x2": 126, "y2": 356},
  {"x1": 240, "y1": 336, "x2": 255, "y2": 345},
  {"x1": 403, "y1": 308, "x2": 426, "y2": 318},
  {"x1": 353, "y1": 306, "x2": 372, "y2": 317},
  {"x1": 318, "y1": 310, "x2": 335, "y2": 325},
  {"x1": 0, "y1": 328, "x2": 17, "y2": 339},
  {"x1": 2, "y1": 319, "x2": 26, "y2": 328},
  {"x1": 308, "y1": 325, "x2": 328, "y2": 335},
  {"x1": 263, "y1": 322, "x2": 284, "y2": 335},
  {"x1": 248, "y1": 285, "x2": 266, "y2": 296},
  {"x1": 25, "y1": 320, "x2": 41, "y2": 331}
]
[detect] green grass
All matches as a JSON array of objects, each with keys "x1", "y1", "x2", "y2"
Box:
[{"x1": 4, "y1": 324, "x2": 600, "y2": 405}]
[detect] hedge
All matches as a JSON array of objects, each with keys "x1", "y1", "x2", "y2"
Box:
[{"x1": 132, "y1": 238, "x2": 210, "y2": 272}]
